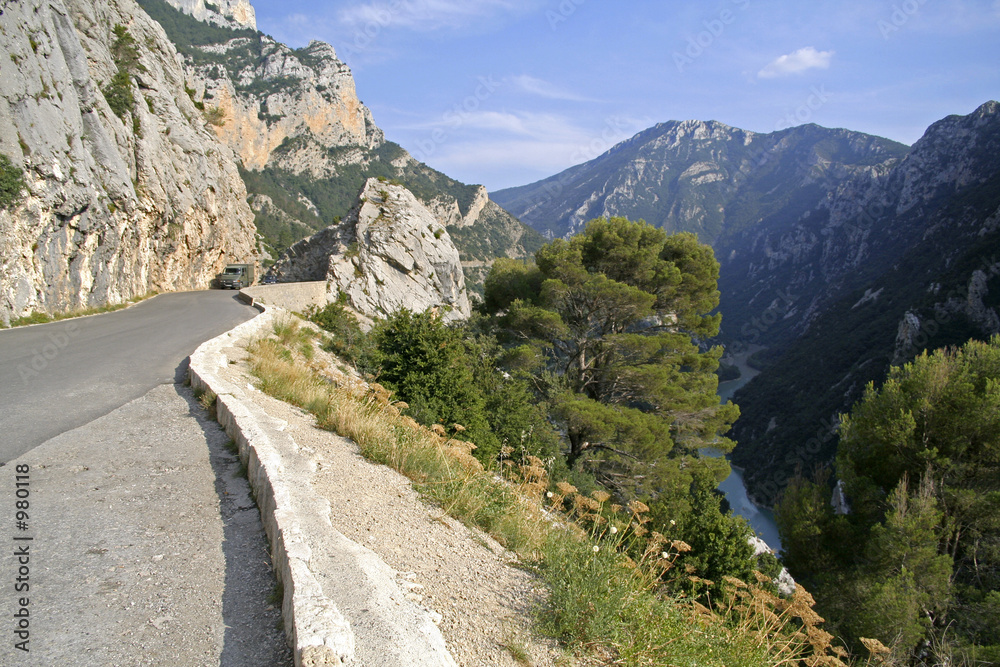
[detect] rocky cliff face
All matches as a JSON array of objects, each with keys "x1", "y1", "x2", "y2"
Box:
[
  {"x1": 142, "y1": 0, "x2": 540, "y2": 281},
  {"x1": 719, "y1": 101, "x2": 1000, "y2": 347},
  {"x1": 191, "y1": 36, "x2": 383, "y2": 172},
  {"x1": 272, "y1": 179, "x2": 471, "y2": 322},
  {"x1": 0, "y1": 0, "x2": 256, "y2": 326},
  {"x1": 162, "y1": 0, "x2": 257, "y2": 29}
]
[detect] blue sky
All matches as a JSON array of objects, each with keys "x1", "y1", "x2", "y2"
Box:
[{"x1": 248, "y1": 0, "x2": 1000, "y2": 191}]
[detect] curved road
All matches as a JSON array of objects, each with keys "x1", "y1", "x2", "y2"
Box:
[{"x1": 0, "y1": 290, "x2": 259, "y2": 462}]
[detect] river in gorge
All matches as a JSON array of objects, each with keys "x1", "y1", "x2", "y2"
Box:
[{"x1": 713, "y1": 347, "x2": 783, "y2": 552}]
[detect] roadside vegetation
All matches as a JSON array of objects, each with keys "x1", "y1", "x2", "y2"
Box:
[
  {"x1": 248, "y1": 314, "x2": 850, "y2": 666},
  {"x1": 244, "y1": 217, "x2": 882, "y2": 665},
  {"x1": 4, "y1": 292, "x2": 158, "y2": 328}
]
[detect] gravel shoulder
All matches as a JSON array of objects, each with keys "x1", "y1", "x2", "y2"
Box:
[{"x1": 214, "y1": 327, "x2": 569, "y2": 667}]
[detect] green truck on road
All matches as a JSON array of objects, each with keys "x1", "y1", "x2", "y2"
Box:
[{"x1": 215, "y1": 263, "x2": 255, "y2": 290}]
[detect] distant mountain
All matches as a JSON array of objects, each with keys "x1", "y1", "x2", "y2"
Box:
[
  {"x1": 492, "y1": 120, "x2": 908, "y2": 246},
  {"x1": 138, "y1": 0, "x2": 542, "y2": 292},
  {"x1": 494, "y1": 103, "x2": 1000, "y2": 508},
  {"x1": 729, "y1": 101, "x2": 1000, "y2": 506}
]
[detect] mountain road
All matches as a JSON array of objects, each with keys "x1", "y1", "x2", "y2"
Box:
[{"x1": 0, "y1": 290, "x2": 258, "y2": 462}]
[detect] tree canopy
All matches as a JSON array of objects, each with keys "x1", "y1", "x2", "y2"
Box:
[
  {"x1": 777, "y1": 335, "x2": 1000, "y2": 661},
  {"x1": 485, "y1": 217, "x2": 738, "y2": 500}
]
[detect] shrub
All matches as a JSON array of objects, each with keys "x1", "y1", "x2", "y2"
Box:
[
  {"x1": 308, "y1": 301, "x2": 375, "y2": 370},
  {"x1": 102, "y1": 25, "x2": 145, "y2": 121},
  {"x1": 203, "y1": 105, "x2": 226, "y2": 126},
  {"x1": 0, "y1": 154, "x2": 26, "y2": 210}
]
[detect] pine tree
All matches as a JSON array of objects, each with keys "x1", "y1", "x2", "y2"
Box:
[{"x1": 485, "y1": 217, "x2": 738, "y2": 499}]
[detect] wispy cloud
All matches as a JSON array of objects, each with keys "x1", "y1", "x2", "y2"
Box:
[
  {"x1": 404, "y1": 109, "x2": 650, "y2": 188},
  {"x1": 507, "y1": 75, "x2": 600, "y2": 102},
  {"x1": 337, "y1": 0, "x2": 543, "y2": 32},
  {"x1": 758, "y1": 46, "x2": 834, "y2": 79}
]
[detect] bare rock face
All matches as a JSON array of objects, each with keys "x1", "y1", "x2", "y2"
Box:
[
  {"x1": 188, "y1": 36, "x2": 383, "y2": 173},
  {"x1": 273, "y1": 179, "x2": 471, "y2": 322},
  {"x1": 161, "y1": 0, "x2": 256, "y2": 29},
  {"x1": 0, "y1": 0, "x2": 256, "y2": 325}
]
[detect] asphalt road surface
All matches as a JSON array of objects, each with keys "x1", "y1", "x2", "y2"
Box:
[{"x1": 0, "y1": 290, "x2": 259, "y2": 462}]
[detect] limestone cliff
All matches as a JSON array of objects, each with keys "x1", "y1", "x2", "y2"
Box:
[
  {"x1": 272, "y1": 179, "x2": 471, "y2": 322},
  {"x1": 143, "y1": 0, "x2": 541, "y2": 281},
  {"x1": 0, "y1": 0, "x2": 256, "y2": 326},
  {"x1": 161, "y1": 0, "x2": 257, "y2": 30},
  {"x1": 191, "y1": 37, "x2": 383, "y2": 172}
]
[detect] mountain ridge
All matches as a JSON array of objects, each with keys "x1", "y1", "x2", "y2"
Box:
[
  {"x1": 492, "y1": 119, "x2": 909, "y2": 245},
  {"x1": 493, "y1": 101, "x2": 1000, "y2": 507},
  {"x1": 137, "y1": 0, "x2": 542, "y2": 288}
]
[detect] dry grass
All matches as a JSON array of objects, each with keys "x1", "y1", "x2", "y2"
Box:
[
  {"x1": 246, "y1": 314, "x2": 859, "y2": 667},
  {"x1": 248, "y1": 317, "x2": 550, "y2": 556}
]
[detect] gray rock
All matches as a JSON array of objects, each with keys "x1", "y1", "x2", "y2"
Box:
[
  {"x1": 273, "y1": 179, "x2": 471, "y2": 322},
  {"x1": 161, "y1": 0, "x2": 257, "y2": 30},
  {"x1": 0, "y1": 0, "x2": 256, "y2": 326}
]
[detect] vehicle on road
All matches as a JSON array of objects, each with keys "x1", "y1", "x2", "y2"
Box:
[
  {"x1": 261, "y1": 274, "x2": 279, "y2": 285},
  {"x1": 215, "y1": 263, "x2": 255, "y2": 290}
]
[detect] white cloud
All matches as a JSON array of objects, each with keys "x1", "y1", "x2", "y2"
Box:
[
  {"x1": 337, "y1": 0, "x2": 543, "y2": 32},
  {"x1": 508, "y1": 75, "x2": 598, "y2": 102},
  {"x1": 758, "y1": 47, "x2": 834, "y2": 79}
]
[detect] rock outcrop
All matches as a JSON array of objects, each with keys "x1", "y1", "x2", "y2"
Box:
[
  {"x1": 273, "y1": 179, "x2": 471, "y2": 322},
  {"x1": 0, "y1": 0, "x2": 257, "y2": 326},
  {"x1": 191, "y1": 37, "x2": 383, "y2": 172},
  {"x1": 153, "y1": 4, "x2": 540, "y2": 282},
  {"x1": 161, "y1": 0, "x2": 257, "y2": 29}
]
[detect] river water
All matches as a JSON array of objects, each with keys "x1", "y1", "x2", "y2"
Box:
[{"x1": 714, "y1": 349, "x2": 783, "y2": 552}]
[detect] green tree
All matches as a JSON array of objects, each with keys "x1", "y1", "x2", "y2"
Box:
[
  {"x1": 650, "y1": 483, "x2": 757, "y2": 597},
  {"x1": 102, "y1": 24, "x2": 145, "y2": 120},
  {"x1": 485, "y1": 217, "x2": 737, "y2": 499},
  {"x1": 0, "y1": 154, "x2": 26, "y2": 210},
  {"x1": 372, "y1": 309, "x2": 497, "y2": 458},
  {"x1": 843, "y1": 476, "x2": 953, "y2": 656},
  {"x1": 775, "y1": 470, "x2": 849, "y2": 580},
  {"x1": 371, "y1": 310, "x2": 559, "y2": 466},
  {"x1": 780, "y1": 335, "x2": 1000, "y2": 657}
]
